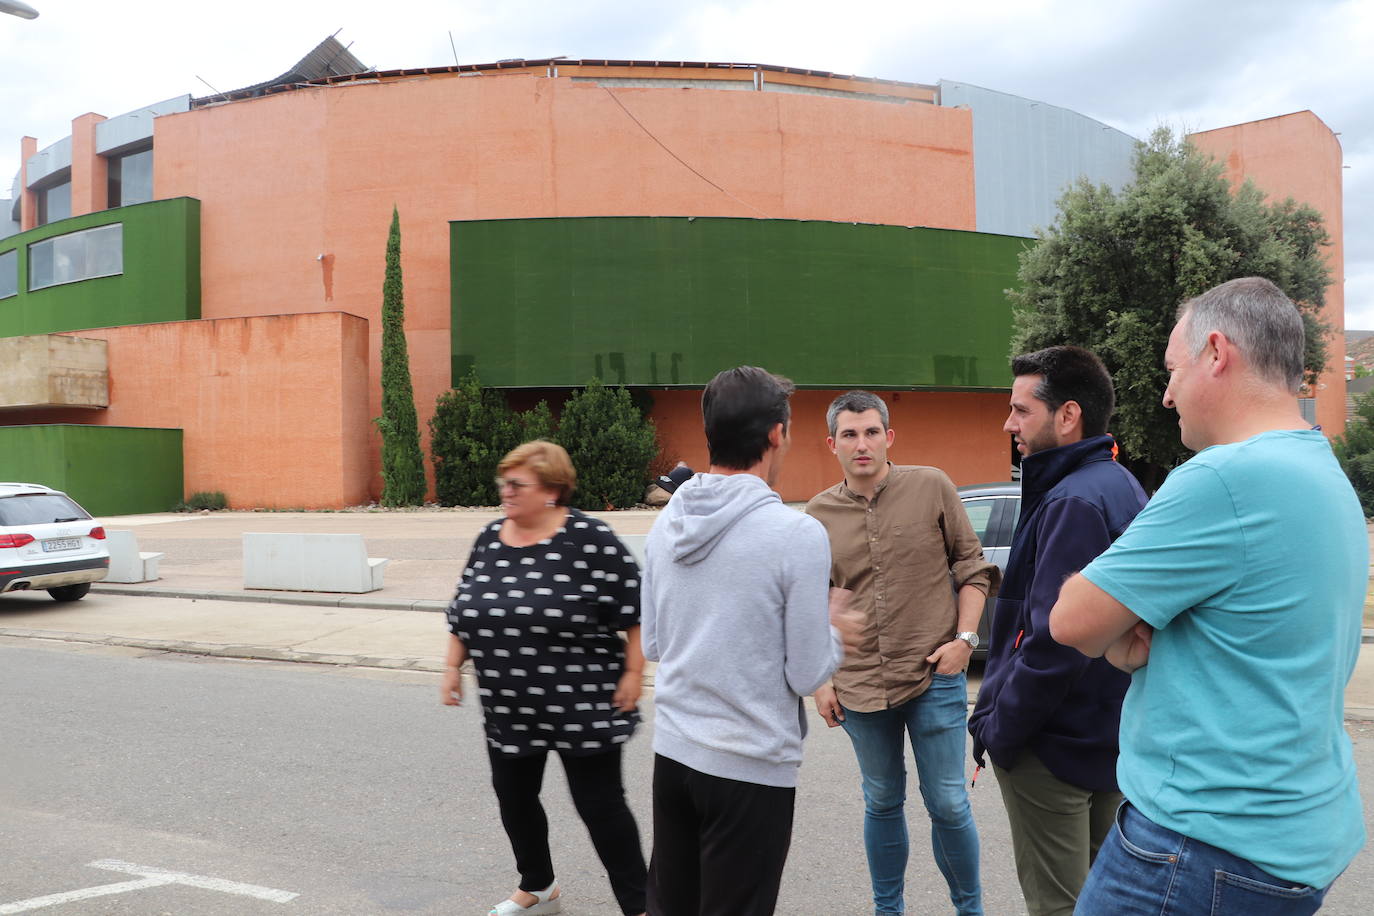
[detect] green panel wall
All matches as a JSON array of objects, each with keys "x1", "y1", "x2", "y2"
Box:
[
  {"x1": 0, "y1": 425, "x2": 183, "y2": 516},
  {"x1": 0, "y1": 197, "x2": 200, "y2": 338},
  {"x1": 451, "y1": 217, "x2": 1027, "y2": 389}
]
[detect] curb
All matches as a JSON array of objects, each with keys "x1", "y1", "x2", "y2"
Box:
[
  {"x1": 90, "y1": 584, "x2": 448, "y2": 614},
  {"x1": 0, "y1": 627, "x2": 446, "y2": 672},
  {"x1": 0, "y1": 627, "x2": 657, "y2": 690},
  {"x1": 86, "y1": 588, "x2": 1374, "y2": 648}
]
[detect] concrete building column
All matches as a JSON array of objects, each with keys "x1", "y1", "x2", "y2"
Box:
[{"x1": 70, "y1": 112, "x2": 108, "y2": 216}]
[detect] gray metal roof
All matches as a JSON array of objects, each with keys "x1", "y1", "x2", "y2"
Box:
[{"x1": 192, "y1": 35, "x2": 366, "y2": 105}]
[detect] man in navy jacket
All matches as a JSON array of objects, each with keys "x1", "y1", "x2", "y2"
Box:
[{"x1": 968, "y1": 346, "x2": 1147, "y2": 916}]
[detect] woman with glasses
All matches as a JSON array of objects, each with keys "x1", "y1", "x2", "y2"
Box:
[{"x1": 441, "y1": 440, "x2": 647, "y2": 916}]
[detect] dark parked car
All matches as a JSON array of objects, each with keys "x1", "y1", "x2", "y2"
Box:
[{"x1": 957, "y1": 482, "x2": 1021, "y2": 661}]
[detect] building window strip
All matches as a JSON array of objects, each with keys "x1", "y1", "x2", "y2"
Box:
[
  {"x1": 28, "y1": 223, "x2": 124, "y2": 292},
  {"x1": 0, "y1": 248, "x2": 17, "y2": 299}
]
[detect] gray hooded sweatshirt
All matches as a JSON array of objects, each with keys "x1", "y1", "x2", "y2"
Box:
[{"x1": 642, "y1": 472, "x2": 841, "y2": 788}]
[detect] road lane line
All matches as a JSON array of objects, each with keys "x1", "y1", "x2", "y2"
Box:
[
  {"x1": 89, "y1": 859, "x2": 299, "y2": 903},
  {"x1": 0, "y1": 877, "x2": 173, "y2": 913}
]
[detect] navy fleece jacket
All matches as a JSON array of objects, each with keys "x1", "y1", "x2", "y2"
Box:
[{"x1": 968, "y1": 435, "x2": 1147, "y2": 791}]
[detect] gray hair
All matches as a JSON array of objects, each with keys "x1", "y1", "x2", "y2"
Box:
[
  {"x1": 1177, "y1": 277, "x2": 1305, "y2": 393},
  {"x1": 826, "y1": 390, "x2": 890, "y2": 437}
]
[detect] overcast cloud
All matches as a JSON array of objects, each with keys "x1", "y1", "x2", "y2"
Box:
[{"x1": 3, "y1": 0, "x2": 1369, "y2": 324}]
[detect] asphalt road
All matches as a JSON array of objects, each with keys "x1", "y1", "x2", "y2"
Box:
[{"x1": 3, "y1": 639, "x2": 1372, "y2": 915}]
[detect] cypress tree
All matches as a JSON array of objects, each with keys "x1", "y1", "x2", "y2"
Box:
[{"x1": 375, "y1": 206, "x2": 428, "y2": 506}]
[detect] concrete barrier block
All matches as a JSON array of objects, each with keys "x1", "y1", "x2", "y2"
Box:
[
  {"x1": 105, "y1": 529, "x2": 161, "y2": 583},
  {"x1": 243, "y1": 532, "x2": 386, "y2": 593}
]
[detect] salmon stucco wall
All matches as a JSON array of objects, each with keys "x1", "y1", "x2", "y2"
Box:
[
  {"x1": 151, "y1": 76, "x2": 976, "y2": 499},
  {"x1": 648, "y1": 388, "x2": 1012, "y2": 502},
  {"x1": 1191, "y1": 112, "x2": 1346, "y2": 434},
  {"x1": 0, "y1": 312, "x2": 373, "y2": 508}
]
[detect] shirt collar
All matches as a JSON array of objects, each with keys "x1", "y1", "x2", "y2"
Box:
[{"x1": 839, "y1": 462, "x2": 894, "y2": 503}]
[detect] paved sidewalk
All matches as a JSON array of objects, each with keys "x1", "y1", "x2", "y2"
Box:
[
  {"x1": 1, "y1": 509, "x2": 1371, "y2": 719},
  {"x1": 0, "y1": 509, "x2": 661, "y2": 676},
  {"x1": 84, "y1": 508, "x2": 662, "y2": 611}
]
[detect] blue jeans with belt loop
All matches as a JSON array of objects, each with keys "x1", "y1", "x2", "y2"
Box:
[
  {"x1": 840, "y1": 671, "x2": 982, "y2": 915},
  {"x1": 1074, "y1": 802, "x2": 1329, "y2": 915}
]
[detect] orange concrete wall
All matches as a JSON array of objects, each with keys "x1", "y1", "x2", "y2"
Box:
[
  {"x1": 1191, "y1": 112, "x2": 1346, "y2": 434},
  {"x1": 1, "y1": 312, "x2": 373, "y2": 508},
  {"x1": 648, "y1": 388, "x2": 1011, "y2": 502},
  {"x1": 152, "y1": 77, "x2": 976, "y2": 500}
]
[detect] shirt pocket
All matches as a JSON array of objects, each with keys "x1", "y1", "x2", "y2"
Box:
[{"x1": 887, "y1": 521, "x2": 946, "y2": 580}]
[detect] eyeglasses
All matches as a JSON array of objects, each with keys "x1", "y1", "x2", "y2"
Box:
[{"x1": 494, "y1": 477, "x2": 535, "y2": 492}]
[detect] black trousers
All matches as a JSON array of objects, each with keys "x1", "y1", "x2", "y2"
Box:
[
  {"x1": 487, "y1": 744, "x2": 647, "y2": 915},
  {"x1": 646, "y1": 754, "x2": 796, "y2": 916}
]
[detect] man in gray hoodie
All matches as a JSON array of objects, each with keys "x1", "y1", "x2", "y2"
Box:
[{"x1": 642, "y1": 366, "x2": 844, "y2": 916}]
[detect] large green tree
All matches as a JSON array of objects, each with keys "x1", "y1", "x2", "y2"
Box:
[
  {"x1": 375, "y1": 206, "x2": 428, "y2": 506},
  {"x1": 1334, "y1": 391, "x2": 1374, "y2": 517},
  {"x1": 1010, "y1": 127, "x2": 1332, "y2": 488}
]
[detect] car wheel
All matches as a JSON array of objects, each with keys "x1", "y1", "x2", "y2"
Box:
[{"x1": 47, "y1": 583, "x2": 91, "y2": 602}]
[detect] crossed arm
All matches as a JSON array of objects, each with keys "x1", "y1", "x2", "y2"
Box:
[{"x1": 1049, "y1": 573, "x2": 1152, "y2": 673}]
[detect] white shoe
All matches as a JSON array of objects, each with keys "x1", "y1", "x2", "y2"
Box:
[{"x1": 488, "y1": 880, "x2": 561, "y2": 915}]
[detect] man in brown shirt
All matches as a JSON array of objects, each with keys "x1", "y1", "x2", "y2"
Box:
[{"x1": 807, "y1": 390, "x2": 998, "y2": 916}]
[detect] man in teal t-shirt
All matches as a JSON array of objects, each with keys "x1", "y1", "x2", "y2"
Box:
[{"x1": 1050, "y1": 277, "x2": 1366, "y2": 914}]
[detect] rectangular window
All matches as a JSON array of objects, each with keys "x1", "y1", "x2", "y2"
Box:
[
  {"x1": 0, "y1": 249, "x2": 16, "y2": 299},
  {"x1": 36, "y1": 180, "x2": 72, "y2": 226},
  {"x1": 108, "y1": 147, "x2": 154, "y2": 208},
  {"x1": 1299, "y1": 397, "x2": 1317, "y2": 425},
  {"x1": 28, "y1": 223, "x2": 123, "y2": 291}
]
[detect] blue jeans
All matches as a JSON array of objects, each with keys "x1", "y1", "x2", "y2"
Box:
[
  {"x1": 841, "y1": 672, "x2": 982, "y2": 915},
  {"x1": 1075, "y1": 802, "x2": 1330, "y2": 915}
]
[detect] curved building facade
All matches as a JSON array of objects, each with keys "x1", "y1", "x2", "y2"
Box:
[{"x1": 0, "y1": 44, "x2": 1347, "y2": 510}]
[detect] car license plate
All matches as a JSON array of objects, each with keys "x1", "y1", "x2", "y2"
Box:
[{"x1": 42, "y1": 537, "x2": 81, "y2": 552}]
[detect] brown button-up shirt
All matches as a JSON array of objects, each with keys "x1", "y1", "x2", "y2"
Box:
[{"x1": 806, "y1": 464, "x2": 999, "y2": 712}]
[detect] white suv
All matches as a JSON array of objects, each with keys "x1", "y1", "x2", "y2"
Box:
[{"x1": 0, "y1": 482, "x2": 110, "y2": 602}]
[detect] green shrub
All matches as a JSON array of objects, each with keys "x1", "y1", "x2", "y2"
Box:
[
  {"x1": 178, "y1": 491, "x2": 228, "y2": 511},
  {"x1": 558, "y1": 379, "x2": 657, "y2": 510},
  {"x1": 430, "y1": 369, "x2": 521, "y2": 506},
  {"x1": 521, "y1": 400, "x2": 556, "y2": 443}
]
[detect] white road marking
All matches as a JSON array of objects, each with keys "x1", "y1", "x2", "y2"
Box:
[
  {"x1": 0, "y1": 878, "x2": 174, "y2": 913},
  {"x1": 89, "y1": 860, "x2": 299, "y2": 902},
  {"x1": 0, "y1": 860, "x2": 299, "y2": 912}
]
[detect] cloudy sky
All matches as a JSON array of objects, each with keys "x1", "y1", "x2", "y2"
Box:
[{"x1": 3, "y1": 0, "x2": 1370, "y2": 323}]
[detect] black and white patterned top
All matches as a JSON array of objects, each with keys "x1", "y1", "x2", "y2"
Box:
[{"x1": 447, "y1": 508, "x2": 642, "y2": 757}]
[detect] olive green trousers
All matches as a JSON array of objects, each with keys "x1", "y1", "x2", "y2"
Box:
[{"x1": 993, "y1": 750, "x2": 1121, "y2": 916}]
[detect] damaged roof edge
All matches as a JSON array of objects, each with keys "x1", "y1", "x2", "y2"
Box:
[{"x1": 191, "y1": 49, "x2": 938, "y2": 107}]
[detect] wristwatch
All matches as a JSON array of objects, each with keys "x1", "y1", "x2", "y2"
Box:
[{"x1": 956, "y1": 631, "x2": 979, "y2": 650}]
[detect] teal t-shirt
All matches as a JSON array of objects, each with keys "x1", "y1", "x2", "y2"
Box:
[{"x1": 1082, "y1": 429, "x2": 1366, "y2": 888}]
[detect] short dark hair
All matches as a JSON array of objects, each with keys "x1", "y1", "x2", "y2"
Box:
[
  {"x1": 1010, "y1": 346, "x2": 1116, "y2": 438},
  {"x1": 826, "y1": 390, "x2": 889, "y2": 437},
  {"x1": 702, "y1": 366, "x2": 796, "y2": 470},
  {"x1": 1177, "y1": 277, "x2": 1304, "y2": 392}
]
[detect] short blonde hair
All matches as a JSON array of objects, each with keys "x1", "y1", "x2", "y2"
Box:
[{"x1": 498, "y1": 440, "x2": 577, "y2": 506}]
